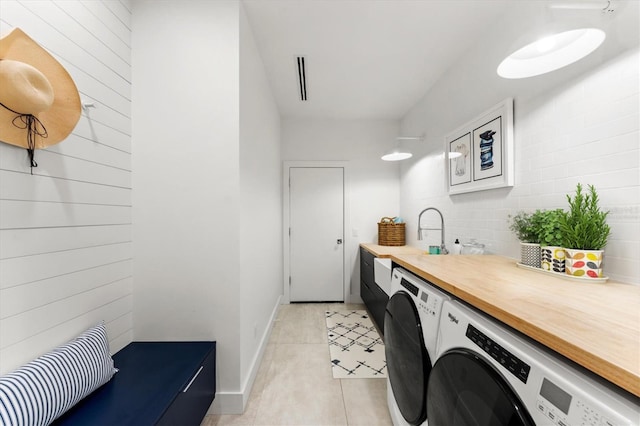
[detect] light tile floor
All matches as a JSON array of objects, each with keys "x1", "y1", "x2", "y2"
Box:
[{"x1": 203, "y1": 303, "x2": 392, "y2": 426}]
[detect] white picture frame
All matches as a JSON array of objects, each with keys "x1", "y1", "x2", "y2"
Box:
[{"x1": 445, "y1": 98, "x2": 514, "y2": 195}]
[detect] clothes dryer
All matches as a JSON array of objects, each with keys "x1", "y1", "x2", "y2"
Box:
[
  {"x1": 428, "y1": 300, "x2": 640, "y2": 426},
  {"x1": 384, "y1": 267, "x2": 450, "y2": 426}
]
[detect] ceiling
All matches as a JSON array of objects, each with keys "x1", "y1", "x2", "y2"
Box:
[
  {"x1": 242, "y1": 0, "x2": 638, "y2": 121},
  {"x1": 242, "y1": 0, "x2": 510, "y2": 120}
]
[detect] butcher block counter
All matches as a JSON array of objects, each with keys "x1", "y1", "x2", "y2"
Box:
[{"x1": 383, "y1": 252, "x2": 640, "y2": 398}]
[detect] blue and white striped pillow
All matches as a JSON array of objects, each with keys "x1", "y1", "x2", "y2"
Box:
[{"x1": 0, "y1": 322, "x2": 117, "y2": 426}]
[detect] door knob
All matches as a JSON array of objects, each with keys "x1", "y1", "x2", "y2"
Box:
[{"x1": 337, "y1": 239, "x2": 343, "y2": 244}]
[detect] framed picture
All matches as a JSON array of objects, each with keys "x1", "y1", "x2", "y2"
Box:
[
  {"x1": 448, "y1": 132, "x2": 471, "y2": 186},
  {"x1": 445, "y1": 98, "x2": 514, "y2": 195}
]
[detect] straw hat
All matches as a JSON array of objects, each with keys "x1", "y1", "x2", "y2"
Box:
[{"x1": 0, "y1": 28, "x2": 81, "y2": 151}]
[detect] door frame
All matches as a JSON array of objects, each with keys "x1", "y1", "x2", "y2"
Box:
[{"x1": 283, "y1": 161, "x2": 351, "y2": 304}]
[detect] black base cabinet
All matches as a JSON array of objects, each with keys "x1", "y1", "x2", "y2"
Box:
[{"x1": 360, "y1": 247, "x2": 389, "y2": 338}]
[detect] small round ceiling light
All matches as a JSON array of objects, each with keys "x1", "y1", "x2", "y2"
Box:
[
  {"x1": 381, "y1": 135, "x2": 423, "y2": 161},
  {"x1": 381, "y1": 149, "x2": 412, "y2": 162},
  {"x1": 497, "y1": 28, "x2": 606, "y2": 79}
]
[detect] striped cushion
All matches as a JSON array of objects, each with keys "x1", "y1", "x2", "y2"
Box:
[{"x1": 0, "y1": 322, "x2": 117, "y2": 426}]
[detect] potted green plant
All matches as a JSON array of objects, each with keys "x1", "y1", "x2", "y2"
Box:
[
  {"x1": 508, "y1": 211, "x2": 541, "y2": 268},
  {"x1": 537, "y1": 209, "x2": 566, "y2": 273},
  {"x1": 559, "y1": 183, "x2": 611, "y2": 279}
]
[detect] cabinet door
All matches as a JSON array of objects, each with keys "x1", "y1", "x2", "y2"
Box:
[
  {"x1": 370, "y1": 282, "x2": 389, "y2": 338},
  {"x1": 360, "y1": 248, "x2": 387, "y2": 338},
  {"x1": 360, "y1": 248, "x2": 375, "y2": 288},
  {"x1": 361, "y1": 279, "x2": 374, "y2": 312}
]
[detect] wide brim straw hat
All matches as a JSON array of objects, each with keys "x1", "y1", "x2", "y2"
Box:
[{"x1": 0, "y1": 28, "x2": 81, "y2": 149}]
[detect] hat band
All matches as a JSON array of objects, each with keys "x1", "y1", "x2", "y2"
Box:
[{"x1": 0, "y1": 101, "x2": 48, "y2": 173}]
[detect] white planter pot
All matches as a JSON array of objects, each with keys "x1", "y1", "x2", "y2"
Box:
[
  {"x1": 565, "y1": 249, "x2": 604, "y2": 279},
  {"x1": 541, "y1": 246, "x2": 566, "y2": 273},
  {"x1": 520, "y1": 243, "x2": 541, "y2": 268}
]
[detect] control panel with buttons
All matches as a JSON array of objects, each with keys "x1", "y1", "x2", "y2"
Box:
[
  {"x1": 535, "y1": 380, "x2": 632, "y2": 426},
  {"x1": 417, "y1": 288, "x2": 442, "y2": 318},
  {"x1": 466, "y1": 324, "x2": 531, "y2": 384}
]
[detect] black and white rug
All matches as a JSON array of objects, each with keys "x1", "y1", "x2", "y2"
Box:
[{"x1": 325, "y1": 310, "x2": 387, "y2": 379}]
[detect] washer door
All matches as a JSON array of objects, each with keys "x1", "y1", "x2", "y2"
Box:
[
  {"x1": 427, "y1": 349, "x2": 535, "y2": 426},
  {"x1": 384, "y1": 291, "x2": 430, "y2": 425}
]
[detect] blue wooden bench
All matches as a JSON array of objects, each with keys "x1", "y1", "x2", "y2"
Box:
[{"x1": 52, "y1": 341, "x2": 216, "y2": 426}]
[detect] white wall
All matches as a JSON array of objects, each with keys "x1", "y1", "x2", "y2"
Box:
[
  {"x1": 0, "y1": 1, "x2": 133, "y2": 373},
  {"x1": 132, "y1": 0, "x2": 242, "y2": 411},
  {"x1": 238, "y1": 1, "x2": 283, "y2": 408},
  {"x1": 282, "y1": 119, "x2": 400, "y2": 299},
  {"x1": 133, "y1": 0, "x2": 282, "y2": 414},
  {"x1": 399, "y1": 3, "x2": 639, "y2": 283}
]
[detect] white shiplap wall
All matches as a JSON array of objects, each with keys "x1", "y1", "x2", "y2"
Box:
[{"x1": 0, "y1": 0, "x2": 132, "y2": 374}]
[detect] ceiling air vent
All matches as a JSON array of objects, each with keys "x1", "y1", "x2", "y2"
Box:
[{"x1": 296, "y1": 56, "x2": 308, "y2": 101}]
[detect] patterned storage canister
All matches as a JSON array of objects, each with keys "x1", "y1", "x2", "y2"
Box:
[
  {"x1": 520, "y1": 243, "x2": 541, "y2": 268},
  {"x1": 565, "y1": 249, "x2": 604, "y2": 279},
  {"x1": 541, "y1": 246, "x2": 566, "y2": 273}
]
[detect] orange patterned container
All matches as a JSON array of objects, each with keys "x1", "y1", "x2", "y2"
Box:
[{"x1": 565, "y1": 249, "x2": 604, "y2": 279}]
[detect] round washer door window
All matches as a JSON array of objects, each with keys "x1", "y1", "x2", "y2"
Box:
[
  {"x1": 384, "y1": 291, "x2": 431, "y2": 425},
  {"x1": 427, "y1": 349, "x2": 535, "y2": 426}
]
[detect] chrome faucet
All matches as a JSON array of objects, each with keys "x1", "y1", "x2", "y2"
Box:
[{"x1": 417, "y1": 207, "x2": 449, "y2": 254}]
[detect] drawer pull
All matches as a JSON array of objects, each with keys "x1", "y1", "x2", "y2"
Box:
[{"x1": 183, "y1": 366, "x2": 204, "y2": 393}]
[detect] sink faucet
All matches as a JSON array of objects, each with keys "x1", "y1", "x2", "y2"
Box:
[{"x1": 417, "y1": 207, "x2": 449, "y2": 254}]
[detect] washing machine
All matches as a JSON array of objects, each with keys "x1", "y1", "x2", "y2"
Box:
[
  {"x1": 384, "y1": 267, "x2": 450, "y2": 426},
  {"x1": 428, "y1": 300, "x2": 640, "y2": 426}
]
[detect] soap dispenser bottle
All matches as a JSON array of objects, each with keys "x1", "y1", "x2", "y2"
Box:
[{"x1": 452, "y1": 238, "x2": 462, "y2": 255}]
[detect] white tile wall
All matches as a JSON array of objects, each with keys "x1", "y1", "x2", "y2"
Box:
[
  {"x1": 401, "y1": 47, "x2": 639, "y2": 284},
  {"x1": 515, "y1": 50, "x2": 639, "y2": 283},
  {"x1": 0, "y1": 0, "x2": 132, "y2": 373}
]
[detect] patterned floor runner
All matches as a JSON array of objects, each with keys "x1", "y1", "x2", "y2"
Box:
[{"x1": 325, "y1": 310, "x2": 387, "y2": 379}]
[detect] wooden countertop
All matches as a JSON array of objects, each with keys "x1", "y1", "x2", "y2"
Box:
[
  {"x1": 360, "y1": 243, "x2": 425, "y2": 257},
  {"x1": 387, "y1": 253, "x2": 640, "y2": 398}
]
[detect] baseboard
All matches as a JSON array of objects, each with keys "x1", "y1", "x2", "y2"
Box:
[
  {"x1": 209, "y1": 391, "x2": 244, "y2": 415},
  {"x1": 209, "y1": 295, "x2": 282, "y2": 415},
  {"x1": 349, "y1": 293, "x2": 364, "y2": 304}
]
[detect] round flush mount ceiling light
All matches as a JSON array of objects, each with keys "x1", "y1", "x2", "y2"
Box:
[
  {"x1": 497, "y1": 28, "x2": 606, "y2": 79},
  {"x1": 381, "y1": 135, "x2": 423, "y2": 161},
  {"x1": 381, "y1": 149, "x2": 413, "y2": 162}
]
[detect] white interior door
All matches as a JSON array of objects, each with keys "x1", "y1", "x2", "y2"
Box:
[{"x1": 289, "y1": 167, "x2": 344, "y2": 302}]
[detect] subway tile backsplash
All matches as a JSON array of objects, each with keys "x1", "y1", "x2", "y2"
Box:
[{"x1": 402, "y1": 48, "x2": 639, "y2": 284}]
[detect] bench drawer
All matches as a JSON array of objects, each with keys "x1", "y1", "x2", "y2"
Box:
[{"x1": 157, "y1": 343, "x2": 216, "y2": 425}]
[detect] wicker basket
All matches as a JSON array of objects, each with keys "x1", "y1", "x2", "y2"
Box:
[{"x1": 378, "y1": 217, "x2": 406, "y2": 246}]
